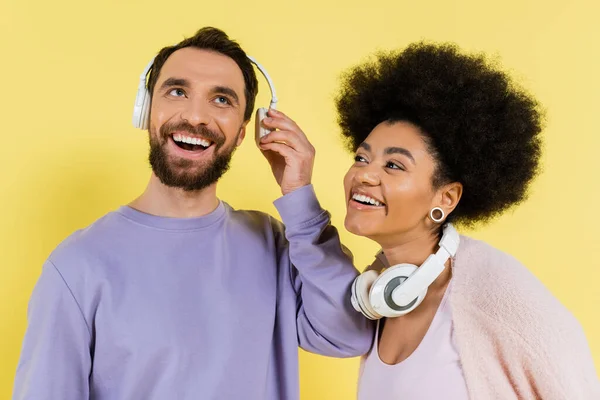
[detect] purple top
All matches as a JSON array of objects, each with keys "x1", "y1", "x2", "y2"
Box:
[
  {"x1": 358, "y1": 282, "x2": 469, "y2": 399},
  {"x1": 13, "y1": 185, "x2": 373, "y2": 400}
]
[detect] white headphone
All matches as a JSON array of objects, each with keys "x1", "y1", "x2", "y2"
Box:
[
  {"x1": 132, "y1": 54, "x2": 278, "y2": 143},
  {"x1": 350, "y1": 223, "x2": 460, "y2": 320}
]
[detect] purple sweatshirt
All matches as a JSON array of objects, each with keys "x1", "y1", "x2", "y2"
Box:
[{"x1": 13, "y1": 185, "x2": 373, "y2": 400}]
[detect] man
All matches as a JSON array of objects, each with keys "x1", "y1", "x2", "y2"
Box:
[{"x1": 13, "y1": 27, "x2": 373, "y2": 399}]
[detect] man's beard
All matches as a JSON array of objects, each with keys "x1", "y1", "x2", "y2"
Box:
[{"x1": 148, "y1": 121, "x2": 240, "y2": 192}]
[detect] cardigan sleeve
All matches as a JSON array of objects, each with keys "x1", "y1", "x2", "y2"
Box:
[
  {"x1": 522, "y1": 310, "x2": 600, "y2": 400},
  {"x1": 449, "y1": 236, "x2": 600, "y2": 399}
]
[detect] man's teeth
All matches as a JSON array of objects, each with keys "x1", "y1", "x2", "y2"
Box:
[
  {"x1": 172, "y1": 134, "x2": 211, "y2": 147},
  {"x1": 352, "y1": 193, "x2": 383, "y2": 206}
]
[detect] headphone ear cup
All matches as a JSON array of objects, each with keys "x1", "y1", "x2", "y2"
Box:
[
  {"x1": 369, "y1": 264, "x2": 427, "y2": 318},
  {"x1": 132, "y1": 85, "x2": 148, "y2": 129},
  {"x1": 139, "y1": 89, "x2": 151, "y2": 130},
  {"x1": 351, "y1": 270, "x2": 382, "y2": 320},
  {"x1": 255, "y1": 107, "x2": 271, "y2": 145}
]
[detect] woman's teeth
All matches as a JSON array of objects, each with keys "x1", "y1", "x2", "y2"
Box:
[{"x1": 352, "y1": 193, "x2": 383, "y2": 206}]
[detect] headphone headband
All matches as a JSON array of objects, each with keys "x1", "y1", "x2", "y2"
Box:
[
  {"x1": 132, "y1": 54, "x2": 277, "y2": 129},
  {"x1": 139, "y1": 57, "x2": 155, "y2": 83},
  {"x1": 246, "y1": 55, "x2": 278, "y2": 109},
  {"x1": 438, "y1": 223, "x2": 460, "y2": 259},
  {"x1": 390, "y1": 224, "x2": 459, "y2": 306}
]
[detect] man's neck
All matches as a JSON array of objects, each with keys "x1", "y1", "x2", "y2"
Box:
[{"x1": 129, "y1": 174, "x2": 219, "y2": 218}]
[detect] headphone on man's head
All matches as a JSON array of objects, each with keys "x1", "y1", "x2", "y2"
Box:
[
  {"x1": 350, "y1": 223, "x2": 460, "y2": 320},
  {"x1": 132, "y1": 54, "x2": 278, "y2": 142}
]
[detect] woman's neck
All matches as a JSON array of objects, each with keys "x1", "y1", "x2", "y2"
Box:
[{"x1": 374, "y1": 227, "x2": 452, "y2": 290}]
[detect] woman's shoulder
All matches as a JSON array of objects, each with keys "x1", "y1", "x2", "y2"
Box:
[
  {"x1": 450, "y1": 235, "x2": 581, "y2": 338},
  {"x1": 452, "y1": 235, "x2": 538, "y2": 288},
  {"x1": 449, "y1": 236, "x2": 600, "y2": 397}
]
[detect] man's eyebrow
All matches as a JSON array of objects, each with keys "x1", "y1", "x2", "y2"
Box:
[
  {"x1": 159, "y1": 77, "x2": 191, "y2": 91},
  {"x1": 212, "y1": 86, "x2": 240, "y2": 105}
]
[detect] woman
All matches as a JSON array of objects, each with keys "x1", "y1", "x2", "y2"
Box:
[{"x1": 335, "y1": 42, "x2": 600, "y2": 399}]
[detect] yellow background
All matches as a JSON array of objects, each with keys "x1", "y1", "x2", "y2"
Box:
[{"x1": 1, "y1": 0, "x2": 599, "y2": 398}]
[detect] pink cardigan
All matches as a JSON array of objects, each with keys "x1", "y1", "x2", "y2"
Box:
[{"x1": 449, "y1": 236, "x2": 600, "y2": 399}]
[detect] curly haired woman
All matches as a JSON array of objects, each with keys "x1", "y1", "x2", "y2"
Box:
[{"x1": 336, "y1": 42, "x2": 600, "y2": 399}]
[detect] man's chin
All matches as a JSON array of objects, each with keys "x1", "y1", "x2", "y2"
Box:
[
  {"x1": 166, "y1": 155, "x2": 211, "y2": 169},
  {"x1": 156, "y1": 172, "x2": 212, "y2": 191},
  {"x1": 149, "y1": 141, "x2": 234, "y2": 192}
]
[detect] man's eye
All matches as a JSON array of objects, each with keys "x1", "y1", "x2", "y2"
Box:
[
  {"x1": 214, "y1": 96, "x2": 231, "y2": 105},
  {"x1": 169, "y1": 88, "x2": 185, "y2": 97}
]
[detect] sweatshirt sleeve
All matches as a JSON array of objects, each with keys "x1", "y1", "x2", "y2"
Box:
[
  {"x1": 273, "y1": 184, "x2": 374, "y2": 358},
  {"x1": 13, "y1": 260, "x2": 92, "y2": 400}
]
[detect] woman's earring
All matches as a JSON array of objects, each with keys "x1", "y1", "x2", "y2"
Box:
[{"x1": 429, "y1": 207, "x2": 445, "y2": 223}]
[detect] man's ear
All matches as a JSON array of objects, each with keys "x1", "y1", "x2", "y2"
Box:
[{"x1": 236, "y1": 122, "x2": 248, "y2": 146}]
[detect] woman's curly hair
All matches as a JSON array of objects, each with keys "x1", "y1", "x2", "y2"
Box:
[{"x1": 335, "y1": 42, "x2": 544, "y2": 226}]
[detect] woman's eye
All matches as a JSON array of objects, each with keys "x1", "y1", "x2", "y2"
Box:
[
  {"x1": 386, "y1": 161, "x2": 404, "y2": 170},
  {"x1": 354, "y1": 155, "x2": 367, "y2": 163}
]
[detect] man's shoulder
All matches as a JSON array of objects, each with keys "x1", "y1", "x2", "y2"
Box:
[
  {"x1": 225, "y1": 203, "x2": 284, "y2": 232},
  {"x1": 47, "y1": 210, "x2": 128, "y2": 273}
]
